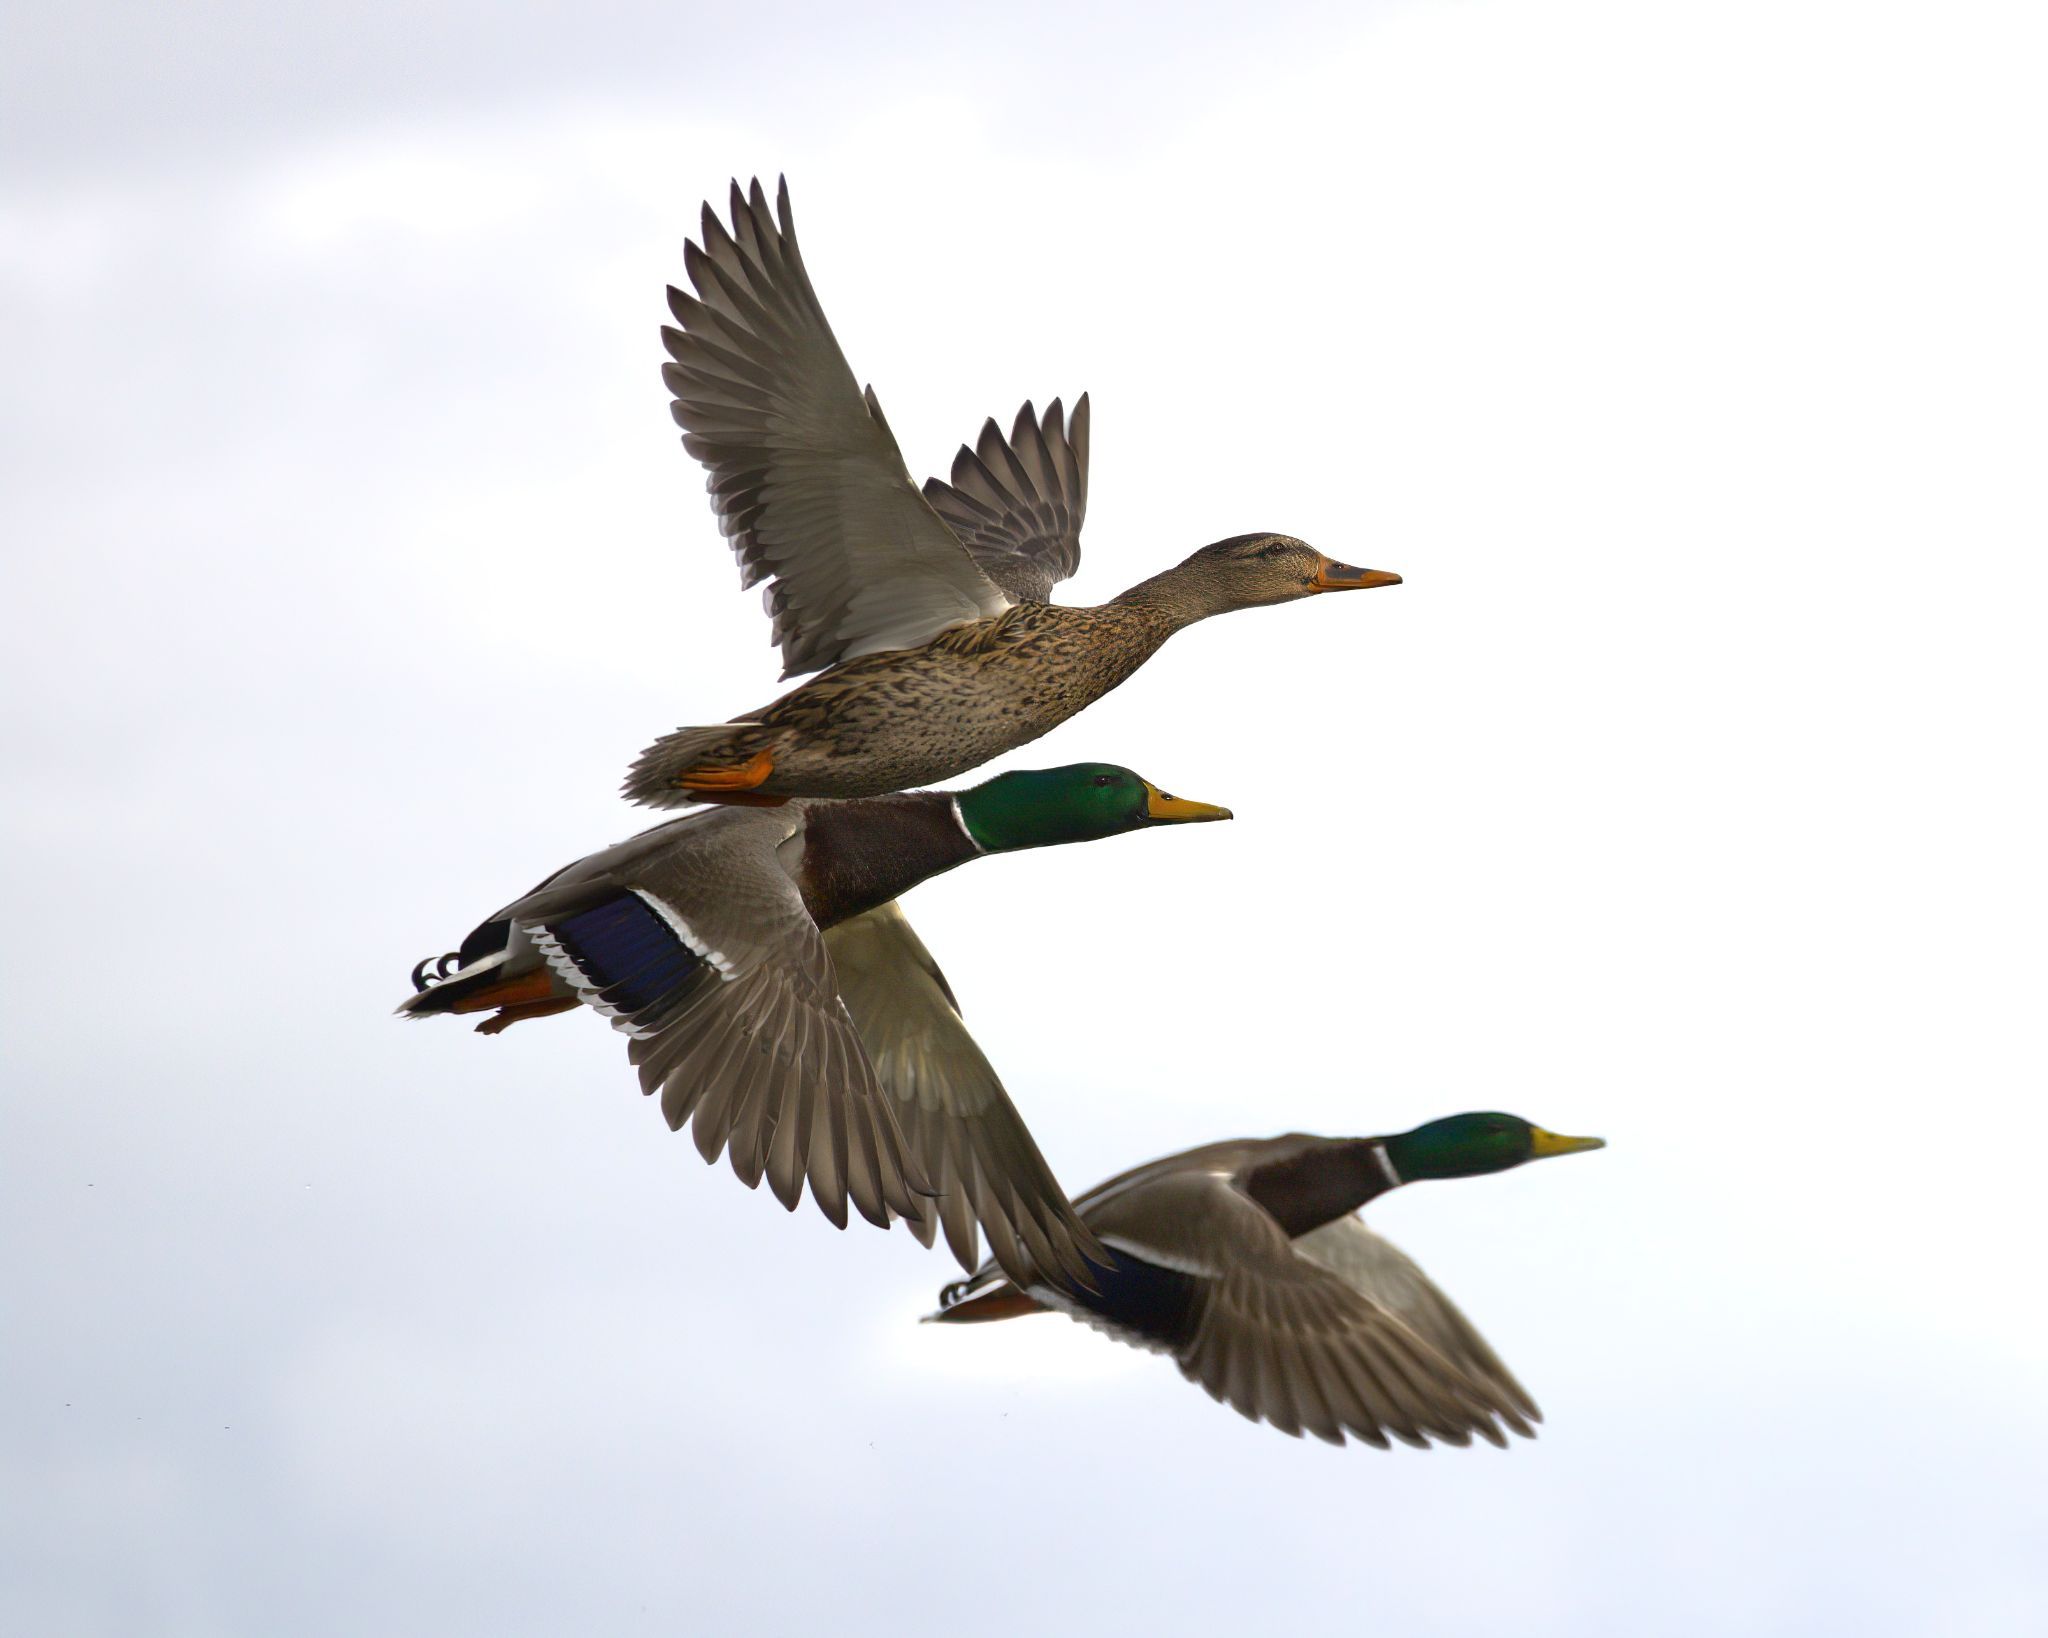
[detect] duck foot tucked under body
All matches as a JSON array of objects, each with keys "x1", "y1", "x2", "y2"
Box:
[
  {"x1": 674, "y1": 747, "x2": 779, "y2": 799},
  {"x1": 475, "y1": 996, "x2": 581, "y2": 1034}
]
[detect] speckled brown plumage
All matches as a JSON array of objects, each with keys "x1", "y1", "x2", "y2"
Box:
[
  {"x1": 625, "y1": 178, "x2": 1401, "y2": 807},
  {"x1": 629, "y1": 598, "x2": 1175, "y2": 802},
  {"x1": 625, "y1": 536, "x2": 1397, "y2": 804}
]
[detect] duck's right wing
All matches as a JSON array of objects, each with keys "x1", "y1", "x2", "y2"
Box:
[
  {"x1": 824, "y1": 902, "x2": 1104, "y2": 1293},
  {"x1": 663, "y1": 178, "x2": 1012, "y2": 679},
  {"x1": 1083, "y1": 1171, "x2": 1532, "y2": 1448},
  {"x1": 922, "y1": 396, "x2": 1089, "y2": 603}
]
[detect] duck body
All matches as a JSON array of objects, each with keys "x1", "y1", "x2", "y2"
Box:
[
  {"x1": 930, "y1": 1116, "x2": 1604, "y2": 1448},
  {"x1": 417, "y1": 791, "x2": 977, "y2": 1013},
  {"x1": 621, "y1": 178, "x2": 1399, "y2": 808},
  {"x1": 399, "y1": 764, "x2": 1231, "y2": 1286},
  {"x1": 631, "y1": 596, "x2": 1183, "y2": 804}
]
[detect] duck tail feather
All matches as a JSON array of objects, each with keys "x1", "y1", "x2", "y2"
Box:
[
  {"x1": 395, "y1": 947, "x2": 516, "y2": 1017},
  {"x1": 923, "y1": 1280, "x2": 1045, "y2": 1325},
  {"x1": 622, "y1": 724, "x2": 760, "y2": 809}
]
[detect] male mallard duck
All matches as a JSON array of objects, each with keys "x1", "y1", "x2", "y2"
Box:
[
  {"x1": 929, "y1": 1114, "x2": 1605, "y2": 1448},
  {"x1": 623, "y1": 178, "x2": 1400, "y2": 807},
  {"x1": 399, "y1": 764, "x2": 1229, "y2": 1289}
]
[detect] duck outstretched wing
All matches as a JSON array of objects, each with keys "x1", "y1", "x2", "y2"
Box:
[
  {"x1": 506, "y1": 807, "x2": 930, "y2": 1231},
  {"x1": 662, "y1": 177, "x2": 1011, "y2": 679},
  {"x1": 825, "y1": 902, "x2": 1104, "y2": 1293},
  {"x1": 1082, "y1": 1170, "x2": 1533, "y2": 1448},
  {"x1": 922, "y1": 395, "x2": 1089, "y2": 603}
]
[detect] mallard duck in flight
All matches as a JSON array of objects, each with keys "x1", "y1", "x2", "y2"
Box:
[
  {"x1": 625, "y1": 178, "x2": 1400, "y2": 807},
  {"x1": 400, "y1": 764, "x2": 1229, "y2": 1290},
  {"x1": 929, "y1": 1113, "x2": 1605, "y2": 1447}
]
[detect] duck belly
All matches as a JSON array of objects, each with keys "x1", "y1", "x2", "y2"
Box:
[
  {"x1": 765, "y1": 623, "x2": 1160, "y2": 794},
  {"x1": 774, "y1": 672, "x2": 1081, "y2": 791},
  {"x1": 626, "y1": 607, "x2": 1170, "y2": 805}
]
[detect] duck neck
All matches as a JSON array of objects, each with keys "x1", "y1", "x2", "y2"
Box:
[
  {"x1": 1110, "y1": 560, "x2": 1233, "y2": 632},
  {"x1": 1242, "y1": 1139, "x2": 1406, "y2": 1239},
  {"x1": 796, "y1": 792, "x2": 983, "y2": 927}
]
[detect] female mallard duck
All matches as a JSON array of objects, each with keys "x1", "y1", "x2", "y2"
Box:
[
  {"x1": 930, "y1": 1114, "x2": 1605, "y2": 1448},
  {"x1": 623, "y1": 178, "x2": 1400, "y2": 807},
  {"x1": 399, "y1": 763, "x2": 1228, "y2": 1290}
]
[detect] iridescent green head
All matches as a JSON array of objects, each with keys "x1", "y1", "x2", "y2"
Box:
[
  {"x1": 1383, "y1": 1112, "x2": 1606, "y2": 1183},
  {"x1": 953, "y1": 763, "x2": 1232, "y2": 853}
]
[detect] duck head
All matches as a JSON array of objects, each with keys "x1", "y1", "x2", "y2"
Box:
[
  {"x1": 954, "y1": 763, "x2": 1232, "y2": 852},
  {"x1": 1164, "y1": 533, "x2": 1401, "y2": 615},
  {"x1": 1382, "y1": 1112, "x2": 1606, "y2": 1182}
]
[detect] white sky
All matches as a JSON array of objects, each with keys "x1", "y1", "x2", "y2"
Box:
[{"x1": 5, "y1": 1, "x2": 2046, "y2": 1633}]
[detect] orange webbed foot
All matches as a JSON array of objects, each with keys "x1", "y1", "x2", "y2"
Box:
[
  {"x1": 675, "y1": 748, "x2": 781, "y2": 803},
  {"x1": 475, "y1": 996, "x2": 580, "y2": 1035}
]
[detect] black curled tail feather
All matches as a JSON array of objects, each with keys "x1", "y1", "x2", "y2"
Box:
[
  {"x1": 409, "y1": 951, "x2": 464, "y2": 993},
  {"x1": 399, "y1": 915, "x2": 521, "y2": 1017},
  {"x1": 396, "y1": 955, "x2": 516, "y2": 1019}
]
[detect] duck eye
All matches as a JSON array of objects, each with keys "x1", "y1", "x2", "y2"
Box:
[
  {"x1": 1258, "y1": 543, "x2": 1287, "y2": 559},
  {"x1": 1093, "y1": 774, "x2": 1115, "y2": 787}
]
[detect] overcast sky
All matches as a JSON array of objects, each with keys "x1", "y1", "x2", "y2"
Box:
[{"x1": 5, "y1": 1, "x2": 2046, "y2": 1633}]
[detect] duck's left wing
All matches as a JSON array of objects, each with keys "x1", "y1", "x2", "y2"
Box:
[
  {"x1": 1294, "y1": 1216, "x2": 1540, "y2": 1434},
  {"x1": 824, "y1": 902, "x2": 1104, "y2": 1292},
  {"x1": 663, "y1": 178, "x2": 1012, "y2": 678},
  {"x1": 508, "y1": 809, "x2": 928, "y2": 1231},
  {"x1": 922, "y1": 396, "x2": 1088, "y2": 603}
]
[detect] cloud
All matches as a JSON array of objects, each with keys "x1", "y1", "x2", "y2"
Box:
[{"x1": 6, "y1": 1, "x2": 2047, "y2": 1633}]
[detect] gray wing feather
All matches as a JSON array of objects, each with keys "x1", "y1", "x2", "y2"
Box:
[
  {"x1": 1294, "y1": 1216, "x2": 1541, "y2": 1434},
  {"x1": 922, "y1": 395, "x2": 1089, "y2": 603},
  {"x1": 515, "y1": 807, "x2": 927, "y2": 1229},
  {"x1": 1084, "y1": 1172, "x2": 1530, "y2": 1449},
  {"x1": 662, "y1": 178, "x2": 1012, "y2": 677},
  {"x1": 824, "y1": 903, "x2": 1103, "y2": 1290}
]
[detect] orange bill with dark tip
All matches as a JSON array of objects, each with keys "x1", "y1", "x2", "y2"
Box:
[{"x1": 1309, "y1": 558, "x2": 1403, "y2": 592}]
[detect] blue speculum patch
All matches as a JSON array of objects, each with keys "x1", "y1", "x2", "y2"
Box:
[
  {"x1": 548, "y1": 894, "x2": 701, "y2": 1015},
  {"x1": 1082, "y1": 1247, "x2": 1200, "y2": 1347}
]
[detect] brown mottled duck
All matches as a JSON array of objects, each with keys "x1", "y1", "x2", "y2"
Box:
[
  {"x1": 929, "y1": 1114, "x2": 1605, "y2": 1447},
  {"x1": 624, "y1": 177, "x2": 1400, "y2": 808},
  {"x1": 399, "y1": 763, "x2": 1230, "y2": 1289}
]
